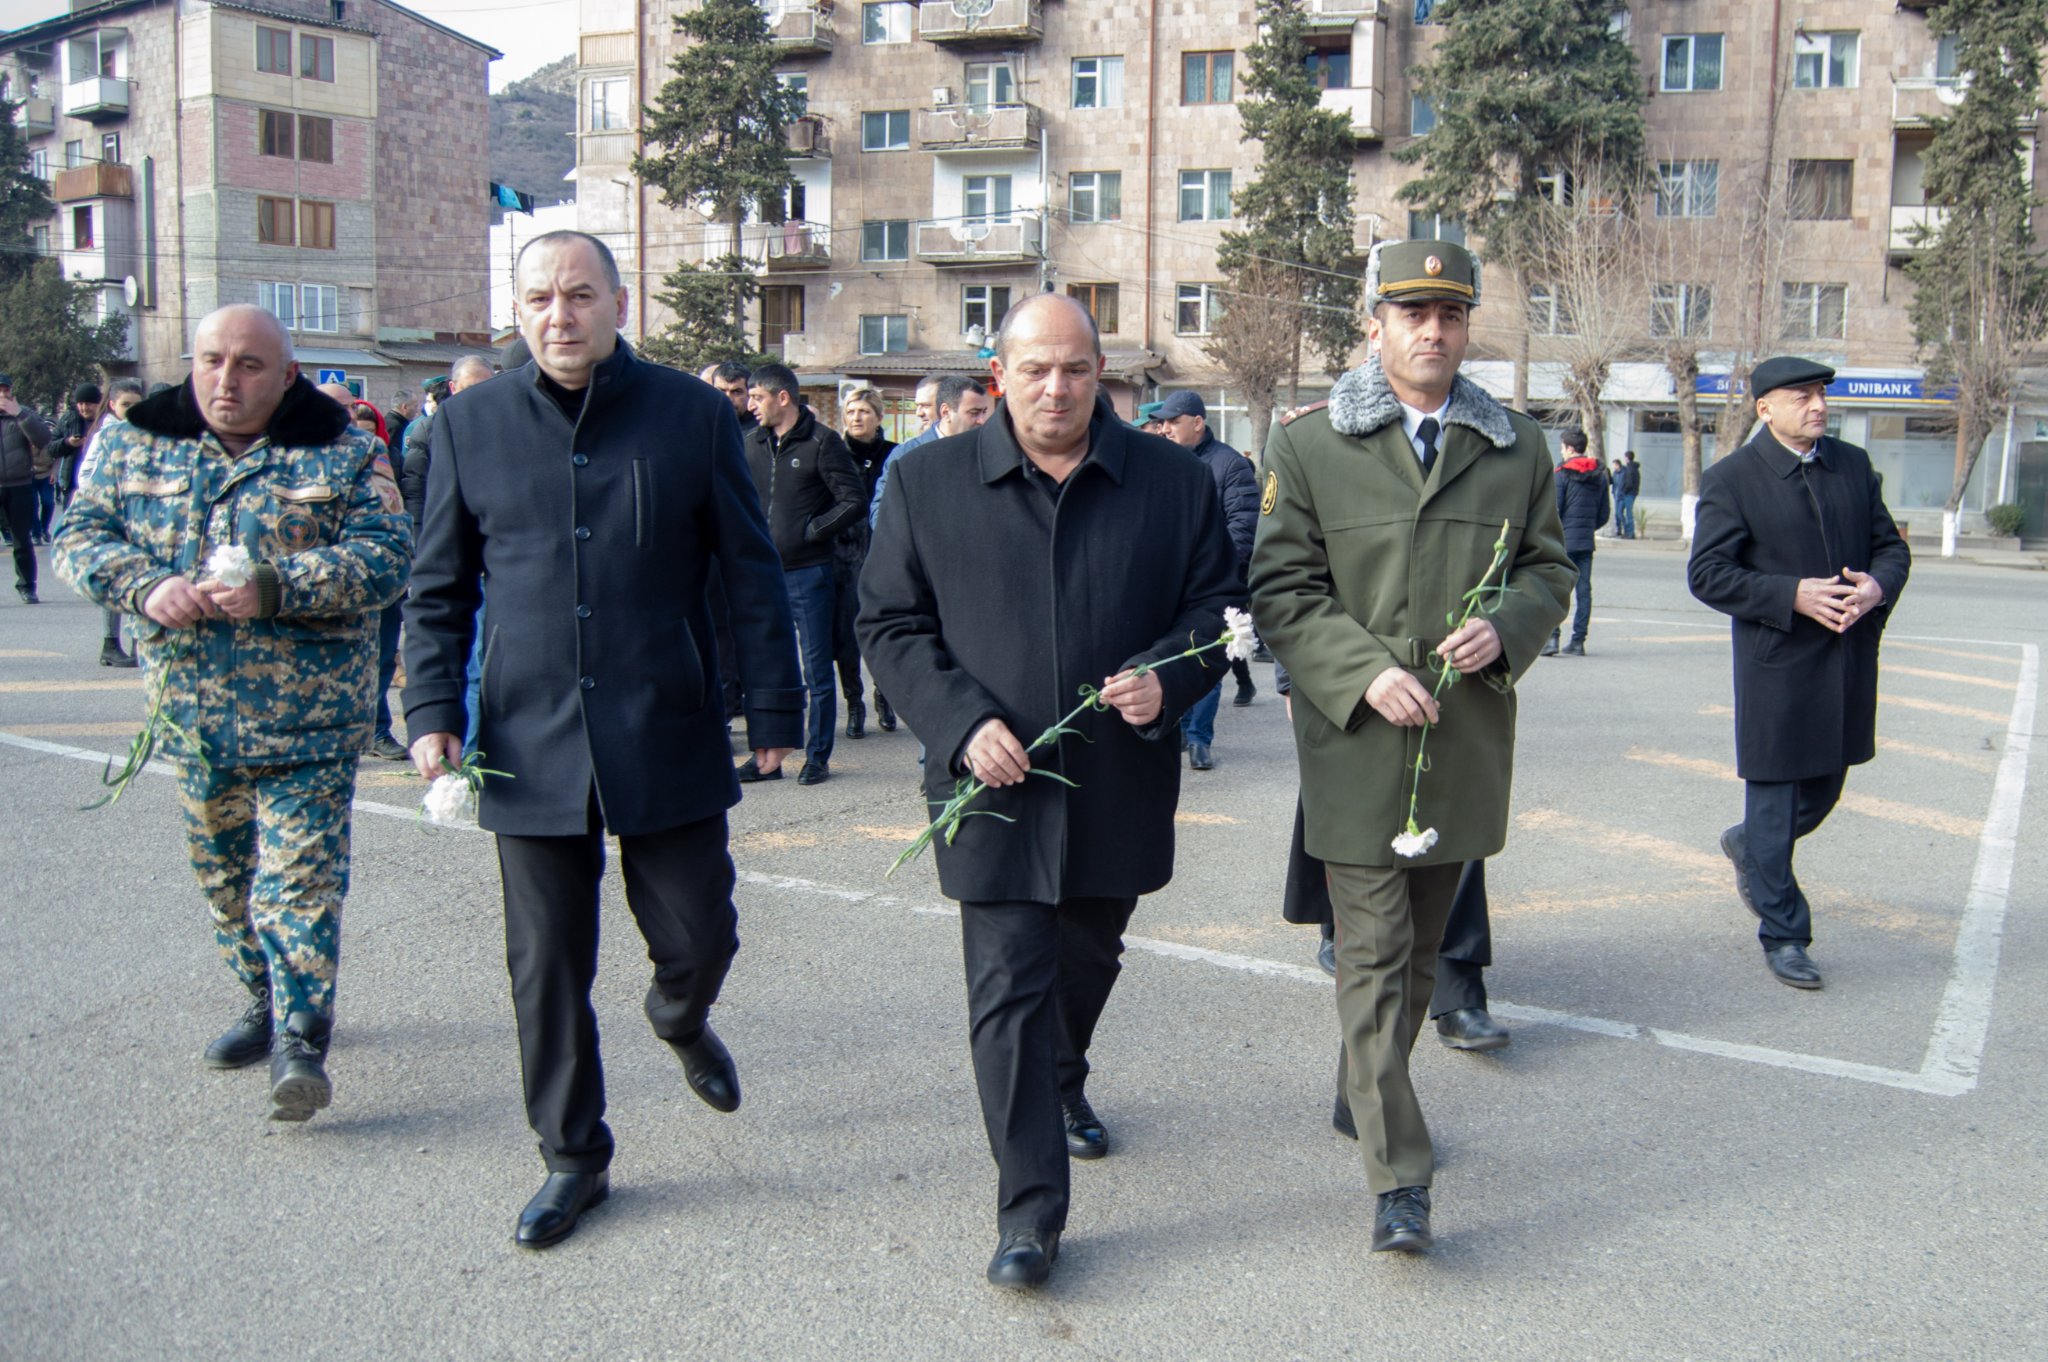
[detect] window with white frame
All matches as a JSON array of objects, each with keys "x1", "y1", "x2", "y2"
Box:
[
  {"x1": 1406, "y1": 210, "x2": 1465, "y2": 245},
  {"x1": 1527, "y1": 283, "x2": 1574, "y2": 336},
  {"x1": 28, "y1": 149, "x2": 47, "y2": 181},
  {"x1": 1179, "y1": 169, "x2": 1232, "y2": 222},
  {"x1": 1069, "y1": 171, "x2": 1122, "y2": 223},
  {"x1": 31, "y1": 225, "x2": 49, "y2": 254},
  {"x1": 859, "y1": 314, "x2": 909, "y2": 353},
  {"x1": 1793, "y1": 32, "x2": 1858, "y2": 89},
  {"x1": 1176, "y1": 283, "x2": 1221, "y2": 335},
  {"x1": 301, "y1": 284, "x2": 339, "y2": 333},
  {"x1": 962, "y1": 285, "x2": 1012, "y2": 335},
  {"x1": 862, "y1": 2, "x2": 913, "y2": 44},
  {"x1": 861, "y1": 109, "x2": 910, "y2": 150},
  {"x1": 1072, "y1": 56, "x2": 1124, "y2": 109},
  {"x1": 1781, "y1": 282, "x2": 1846, "y2": 341},
  {"x1": 1655, "y1": 160, "x2": 1719, "y2": 218},
  {"x1": 258, "y1": 282, "x2": 297, "y2": 328},
  {"x1": 1661, "y1": 34, "x2": 1724, "y2": 92},
  {"x1": 1650, "y1": 283, "x2": 1713, "y2": 339},
  {"x1": 587, "y1": 78, "x2": 629, "y2": 131},
  {"x1": 963, "y1": 174, "x2": 1014, "y2": 225},
  {"x1": 861, "y1": 220, "x2": 910, "y2": 261},
  {"x1": 965, "y1": 61, "x2": 1015, "y2": 110}
]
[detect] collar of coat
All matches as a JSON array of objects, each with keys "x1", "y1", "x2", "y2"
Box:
[
  {"x1": 1326, "y1": 354, "x2": 1517, "y2": 449},
  {"x1": 977, "y1": 392, "x2": 1130, "y2": 486},
  {"x1": 1750, "y1": 428, "x2": 1836, "y2": 478},
  {"x1": 514, "y1": 338, "x2": 638, "y2": 419},
  {"x1": 127, "y1": 372, "x2": 352, "y2": 447}
]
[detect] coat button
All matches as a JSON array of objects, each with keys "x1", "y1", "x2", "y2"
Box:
[
  {"x1": 572, "y1": 453, "x2": 588, "y2": 467},
  {"x1": 579, "y1": 675, "x2": 595, "y2": 690},
  {"x1": 576, "y1": 605, "x2": 591, "y2": 619},
  {"x1": 575, "y1": 526, "x2": 592, "y2": 540}
]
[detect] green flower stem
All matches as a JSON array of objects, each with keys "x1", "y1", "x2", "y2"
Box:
[
  {"x1": 1401, "y1": 520, "x2": 1514, "y2": 836},
  {"x1": 87, "y1": 637, "x2": 209, "y2": 810}
]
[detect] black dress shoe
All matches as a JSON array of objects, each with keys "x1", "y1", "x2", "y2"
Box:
[
  {"x1": 1764, "y1": 942, "x2": 1823, "y2": 990},
  {"x1": 797, "y1": 758, "x2": 830, "y2": 786},
  {"x1": 268, "y1": 1011, "x2": 332, "y2": 1122},
  {"x1": 1316, "y1": 935, "x2": 1336, "y2": 978},
  {"x1": 875, "y1": 692, "x2": 897, "y2": 731},
  {"x1": 203, "y1": 986, "x2": 272, "y2": 1069},
  {"x1": 986, "y1": 1227, "x2": 1059, "y2": 1288},
  {"x1": 1188, "y1": 742, "x2": 1214, "y2": 771},
  {"x1": 1233, "y1": 678, "x2": 1257, "y2": 706},
  {"x1": 1371, "y1": 1186, "x2": 1433, "y2": 1253},
  {"x1": 515, "y1": 1170, "x2": 610, "y2": 1249},
  {"x1": 668, "y1": 1026, "x2": 741, "y2": 1112},
  {"x1": 845, "y1": 701, "x2": 866, "y2": 739},
  {"x1": 1540, "y1": 631, "x2": 1559, "y2": 657},
  {"x1": 99, "y1": 638, "x2": 139, "y2": 668},
  {"x1": 1063, "y1": 1097, "x2": 1108, "y2": 1160},
  {"x1": 1560, "y1": 639, "x2": 1586, "y2": 657},
  {"x1": 16, "y1": 584, "x2": 38, "y2": 604},
  {"x1": 736, "y1": 756, "x2": 781, "y2": 782},
  {"x1": 1720, "y1": 826, "x2": 1761, "y2": 920},
  {"x1": 368, "y1": 732, "x2": 408, "y2": 761},
  {"x1": 1434, "y1": 1007, "x2": 1511, "y2": 1051}
]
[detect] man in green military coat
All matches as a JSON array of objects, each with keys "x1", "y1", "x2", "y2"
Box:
[{"x1": 1250, "y1": 240, "x2": 1572, "y2": 1255}]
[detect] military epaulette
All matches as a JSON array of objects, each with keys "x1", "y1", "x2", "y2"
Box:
[{"x1": 1279, "y1": 401, "x2": 1329, "y2": 427}]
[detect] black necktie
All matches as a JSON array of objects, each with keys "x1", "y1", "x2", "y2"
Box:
[{"x1": 1417, "y1": 417, "x2": 1440, "y2": 477}]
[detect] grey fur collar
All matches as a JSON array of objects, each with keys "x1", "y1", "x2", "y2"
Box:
[{"x1": 1327, "y1": 355, "x2": 1517, "y2": 449}]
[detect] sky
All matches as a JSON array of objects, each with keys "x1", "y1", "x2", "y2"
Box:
[{"x1": 0, "y1": 0, "x2": 578, "y2": 92}]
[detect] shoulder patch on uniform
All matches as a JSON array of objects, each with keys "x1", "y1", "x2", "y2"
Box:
[
  {"x1": 1261, "y1": 469, "x2": 1279, "y2": 516},
  {"x1": 1278, "y1": 400, "x2": 1329, "y2": 428}
]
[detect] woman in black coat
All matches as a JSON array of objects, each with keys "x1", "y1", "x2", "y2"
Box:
[{"x1": 834, "y1": 387, "x2": 897, "y2": 736}]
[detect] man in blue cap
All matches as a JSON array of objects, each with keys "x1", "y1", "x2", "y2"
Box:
[{"x1": 1157, "y1": 390, "x2": 1259, "y2": 768}]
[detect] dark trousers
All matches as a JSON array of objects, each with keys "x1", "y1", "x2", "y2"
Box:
[
  {"x1": 1740, "y1": 771, "x2": 1846, "y2": 948},
  {"x1": 1567, "y1": 548, "x2": 1593, "y2": 643},
  {"x1": 831, "y1": 555, "x2": 864, "y2": 707},
  {"x1": 784, "y1": 562, "x2": 836, "y2": 763},
  {"x1": 1, "y1": 484, "x2": 35, "y2": 588},
  {"x1": 372, "y1": 600, "x2": 403, "y2": 738},
  {"x1": 960, "y1": 895, "x2": 1138, "y2": 1234},
  {"x1": 31, "y1": 477, "x2": 54, "y2": 538},
  {"x1": 494, "y1": 799, "x2": 739, "y2": 1173}
]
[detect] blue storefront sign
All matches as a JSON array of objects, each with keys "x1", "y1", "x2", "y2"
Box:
[{"x1": 1697, "y1": 372, "x2": 1956, "y2": 405}]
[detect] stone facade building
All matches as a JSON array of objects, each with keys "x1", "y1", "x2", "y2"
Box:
[{"x1": 2, "y1": 0, "x2": 497, "y2": 407}]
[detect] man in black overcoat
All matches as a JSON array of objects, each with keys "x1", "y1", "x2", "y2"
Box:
[
  {"x1": 858, "y1": 294, "x2": 1239, "y2": 1289},
  {"x1": 1688, "y1": 356, "x2": 1911, "y2": 990},
  {"x1": 403, "y1": 231, "x2": 805, "y2": 1247}
]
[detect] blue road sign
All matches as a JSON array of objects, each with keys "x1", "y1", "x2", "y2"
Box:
[{"x1": 316, "y1": 368, "x2": 347, "y2": 385}]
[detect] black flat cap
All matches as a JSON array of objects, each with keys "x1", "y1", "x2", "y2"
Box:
[{"x1": 1750, "y1": 356, "x2": 1836, "y2": 398}]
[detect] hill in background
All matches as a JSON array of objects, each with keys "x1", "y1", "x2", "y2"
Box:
[{"x1": 491, "y1": 55, "x2": 577, "y2": 220}]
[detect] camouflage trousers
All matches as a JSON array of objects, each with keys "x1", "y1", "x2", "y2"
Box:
[{"x1": 176, "y1": 757, "x2": 358, "y2": 1026}]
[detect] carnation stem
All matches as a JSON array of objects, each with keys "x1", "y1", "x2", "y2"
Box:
[{"x1": 1401, "y1": 522, "x2": 1514, "y2": 834}]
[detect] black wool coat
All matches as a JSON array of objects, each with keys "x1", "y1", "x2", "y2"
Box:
[
  {"x1": 1688, "y1": 430, "x2": 1911, "y2": 783},
  {"x1": 402, "y1": 344, "x2": 805, "y2": 836},
  {"x1": 857, "y1": 398, "x2": 1241, "y2": 904}
]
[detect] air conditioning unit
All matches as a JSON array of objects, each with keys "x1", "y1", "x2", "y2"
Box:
[{"x1": 932, "y1": 86, "x2": 955, "y2": 107}]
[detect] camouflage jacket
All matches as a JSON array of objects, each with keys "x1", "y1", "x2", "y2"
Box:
[{"x1": 54, "y1": 376, "x2": 412, "y2": 767}]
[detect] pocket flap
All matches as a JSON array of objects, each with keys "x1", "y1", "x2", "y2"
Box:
[{"x1": 119, "y1": 476, "x2": 190, "y2": 496}]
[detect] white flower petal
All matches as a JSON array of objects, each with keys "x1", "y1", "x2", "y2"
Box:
[
  {"x1": 1391, "y1": 826, "x2": 1439, "y2": 858},
  {"x1": 205, "y1": 544, "x2": 255, "y2": 588},
  {"x1": 422, "y1": 773, "x2": 477, "y2": 826},
  {"x1": 1223, "y1": 606, "x2": 1260, "y2": 663}
]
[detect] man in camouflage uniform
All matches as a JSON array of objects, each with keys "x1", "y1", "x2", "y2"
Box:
[{"x1": 55, "y1": 305, "x2": 410, "y2": 1122}]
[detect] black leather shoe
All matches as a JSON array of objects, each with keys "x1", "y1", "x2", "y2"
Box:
[
  {"x1": 267, "y1": 1011, "x2": 332, "y2": 1122},
  {"x1": 669, "y1": 1026, "x2": 741, "y2": 1112},
  {"x1": 875, "y1": 693, "x2": 897, "y2": 731},
  {"x1": 1188, "y1": 742, "x2": 1214, "y2": 771},
  {"x1": 1063, "y1": 1097, "x2": 1108, "y2": 1160},
  {"x1": 845, "y1": 701, "x2": 866, "y2": 739},
  {"x1": 99, "y1": 638, "x2": 139, "y2": 668},
  {"x1": 1316, "y1": 935, "x2": 1336, "y2": 978},
  {"x1": 369, "y1": 732, "x2": 408, "y2": 761},
  {"x1": 1720, "y1": 826, "x2": 1761, "y2": 920},
  {"x1": 1434, "y1": 1007, "x2": 1511, "y2": 1052},
  {"x1": 515, "y1": 1170, "x2": 610, "y2": 1249},
  {"x1": 736, "y1": 756, "x2": 781, "y2": 782},
  {"x1": 1233, "y1": 678, "x2": 1257, "y2": 706},
  {"x1": 986, "y1": 1227, "x2": 1059, "y2": 1288},
  {"x1": 1560, "y1": 639, "x2": 1586, "y2": 657},
  {"x1": 16, "y1": 584, "x2": 38, "y2": 604},
  {"x1": 1540, "y1": 632, "x2": 1559, "y2": 657},
  {"x1": 1333, "y1": 1090, "x2": 1357, "y2": 1141},
  {"x1": 1764, "y1": 942, "x2": 1823, "y2": 990},
  {"x1": 797, "y1": 758, "x2": 830, "y2": 786},
  {"x1": 204, "y1": 986, "x2": 272, "y2": 1069},
  {"x1": 1371, "y1": 1186, "x2": 1433, "y2": 1254}
]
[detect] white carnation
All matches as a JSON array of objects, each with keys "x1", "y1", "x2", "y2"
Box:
[
  {"x1": 206, "y1": 544, "x2": 255, "y2": 588},
  {"x1": 1391, "y1": 826, "x2": 1439, "y2": 859},
  {"x1": 422, "y1": 773, "x2": 477, "y2": 826},
  {"x1": 1222, "y1": 606, "x2": 1259, "y2": 663}
]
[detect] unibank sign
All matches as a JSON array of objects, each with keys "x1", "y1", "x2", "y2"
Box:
[{"x1": 1697, "y1": 372, "x2": 1957, "y2": 405}]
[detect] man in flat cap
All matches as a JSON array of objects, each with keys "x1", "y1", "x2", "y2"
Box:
[
  {"x1": 1250, "y1": 239, "x2": 1572, "y2": 1256},
  {"x1": 1688, "y1": 357, "x2": 1910, "y2": 990}
]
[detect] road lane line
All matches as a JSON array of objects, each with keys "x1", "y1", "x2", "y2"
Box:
[
  {"x1": 5, "y1": 721, "x2": 153, "y2": 737},
  {"x1": 1625, "y1": 749, "x2": 1982, "y2": 838},
  {"x1": 0, "y1": 678, "x2": 146, "y2": 692},
  {"x1": 1881, "y1": 694, "x2": 2011, "y2": 724},
  {"x1": 0, "y1": 649, "x2": 64, "y2": 659},
  {"x1": 1884, "y1": 664, "x2": 2017, "y2": 692},
  {"x1": 1886, "y1": 641, "x2": 2022, "y2": 666},
  {"x1": 1876, "y1": 737, "x2": 1999, "y2": 773}
]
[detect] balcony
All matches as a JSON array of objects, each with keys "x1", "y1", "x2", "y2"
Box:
[
  {"x1": 52, "y1": 161, "x2": 132, "y2": 203},
  {"x1": 917, "y1": 0, "x2": 1043, "y2": 46},
  {"x1": 785, "y1": 115, "x2": 830, "y2": 158},
  {"x1": 1302, "y1": 0, "x2": 1384, "y2": 30},
  {"x1": 1889, "y1": 204, "x2": 1949, "y2": 256},
  {"x1": 746, "y1": 219, "x2": 833, "y2": 270},
  {"x1": 1319, "y1": 86, "x2": 1383, "y2": 141},
  {"x1": 1892, "y1": 76, "x2": 1965, "y2": 127},
  {"x1": 63, "y1": 75, "x2": 130, "y2": 121},
  {"x1": 16, "y1": 98, "x2": 55, "y2": 136},
  {"x1": 769, "y1": 3, "x2": 834, "y2": 54},
  {"x1": 915, "y1": 102, "x2": 1039, "y2": 153},
  {"x1": 915, "y1": 213, "x2": 1041, "y2": 265}
]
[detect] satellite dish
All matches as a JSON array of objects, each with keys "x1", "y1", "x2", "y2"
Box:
[
  {"x1": 950, "y1": 219, "x2": 991, "y2": 243},
  {"x1": 121, "y1": 275, "x2": 139, "y2": 306},
  {"x1": 758, "y1": 0, "x2": 786, "y2": 22}
]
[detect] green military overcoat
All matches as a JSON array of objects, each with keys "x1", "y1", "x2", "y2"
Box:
[{"x1": 1249, "y1": 357, "x2": 1573, "y2": 867}]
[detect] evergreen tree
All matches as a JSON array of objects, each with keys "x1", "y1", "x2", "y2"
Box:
[
  {"x1": 1213, "y1": 0, "x2": 1363, "y2": 438},
  {"x1": 0, "y1": 97, "x2": 55, "y2": 287},
  {"x1": 631, "y1": 0, "x2": 803, "y2": 366},
  {"x1": 1903, "y1": 0, "x2": 2048, "y2": 549},
  {"x1": 0, "y1": 261, "x2": 129, "y2": 411}
]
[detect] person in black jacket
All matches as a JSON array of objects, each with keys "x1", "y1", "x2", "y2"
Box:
[
  {"x1": 858, "y1": 294, "x2": 1239, "y2": 1289},
  {"x1": 1688, "y1": 356, "x2": 1910, "y2": 991},
  {"x1": 1616, "y1": 449, "x2": 1641, "y2": 538},
  {"x1": 835, "y1": 387, "x2": 896, "y2": 737},
  {"x1": 1543, "y1": 428, "x2": 1609, "y2": 657},
  {"x1": 744, "y1": 362, "x2": 869, "y2": 786},
  {"x1": 402, "y1": 231, "x2": 806, "y2": 1248},
  {"x1": 0, "y1": 374, "x2": 55, "y2": 600}
]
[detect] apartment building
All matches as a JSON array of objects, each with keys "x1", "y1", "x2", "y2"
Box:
[
  {"x1": 2, "y1": 0, "x2": 497, "y2": 405},
  {"x1": 574, "y1": 0, "x2": 2047, "y2": 522}
]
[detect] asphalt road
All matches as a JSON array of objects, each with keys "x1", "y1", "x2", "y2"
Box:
[{"x1": 2, "y1": 538, "x2": 2043, "y2": 1361}]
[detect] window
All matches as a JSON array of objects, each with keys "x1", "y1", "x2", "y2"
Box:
[
  {"x1": 302, "y1": 284, "x2": 339, "y2": 333},
  {"x1": 28, "y1": 149, "x2": 47, "y2": 181},
  {"x1": 299, "y1": 200, "x2": 336, "y2": 250},
  {"x1": 1176, "y1": 283, "x2": 1221, "y2": 335},
  {"x1": 859, "y1": 314, "x2": 909, "y2": 354},
  {"x1": 1179, "y1": 169, "x2": 1232, "y2": 222},
  {"x1": 963, "y1": 174, "x2": 1014, "y2": 225},
  {"x1": 299, "y1": 115, "x2": 334, "y2": 164},
  {"x1": 30, "y1": 225, "x2": 49, "y2": 255},
  {"x1": 1527, "y1": 283, "x2": 1574, "y2": 336},
  {"x1": 1072, "y1": 56, "x2": 1124, "y2": 109},
  {"x1": 1535, "y1": 165, "x2": 1574, "y2": 205},
  {"x1": 100, "y1": 132, "x2": 120, "y2": 163},
  {"x1": 861, "y1": 110, "x2": 910, "y2": 151},
  {"x1": 1067, "y1": 282, "x2": 1120, "y2": 333},
  {"x1": 1069, "y1": 171, "x2": 1122, "y2": 223},
  {"x1": 1655, "y1": 160, "x2": 1719, "y2": 218},
  {"x1": 71, "y1": 206, "x2": 93, "y2": 250},
  {"x1": 778, "y1": 72, "x2": 809, "y2": 115},
  {"x1": 1650, "y1": 283, "x2": 1712, "y2": 339},
  {"x1": 64, "y1": 140, "x2": 84, "y2": 169},
  {"x1": 1406, "y1": 210, "x2": 1465, "y2": 245},
  {"x1": 1413, "y1": 0, "x2": 1438, "y2": 22},
  {"x1": 1184, "y1": 51, "x2": 1234, "y2": 105},
  {"x1": 761, "y1": 284, "x2": 805, "y2": 351},
  {"x1": 69, "y1": 32, "x2": 117, "y2": 81},
  {"x1": 862, "y1": 2, "x2": 912, "y2": 44},
  {"x1": 260, "y1": 110, "x2": 295, "y2": 158},
  {"x1": 300, "y1": 34, "x2": 335, "y2": 83},
  {"x1": 860, "y1": 220, "x2": 909, "y2": 261},
  {"x1": 1661, "y1": 34, "x2": 1724, "y2": 92},
  {"x1": 1304, "y1": 47, "x2": 1351, "y2": 91},
  {"x1": 966, "y1": 61, "x2": 1015, "y2": 110},
  {"x1": 1794, "y1": 31, "x2": 1858, "y2": 89},
  {"x1": 587, "y1": 78, "x2": 629, "y2": 131},
  {"x1": 258, "y1": 282, "x2": 296, "y2": 328},
  {"x1": 1410, "y1": 94, "x2": 1437, "y2": 135},
  {"x1": 1936, "y1": 33, "x2": 1960, "y2": 82},
  {"x1": 257, "y1": 196, "x2": 296, "y2": 245},
  {"x1": 1781, "y1": 282, "x2": 1847, "y2": 341},
  {"x1": 962, "y1": 285, "x2": 1012, "y2": 336},
  {"x1": 257, "y1": 26, "x2": 293, "y2": 75},
  {"x1": 1788, "y1": 159, "x2": 1853, "y2": 219}
]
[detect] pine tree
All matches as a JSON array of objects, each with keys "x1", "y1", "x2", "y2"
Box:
[
  {"x1": 1903, "y1": 0, "x2": 2048, "y2": 551},
  {"x1": 631, "y1": 0, "x2": 803, "y2": 366},
  {"x1": 0, "y1": 97, "x2": 55, "y2": 288},
  {"x1": 1212, "y1": 0, "x2": 1364, "y2": 441},
  {"x1": 0, "y1": 261, "x2": 129, "y2": 411}
]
